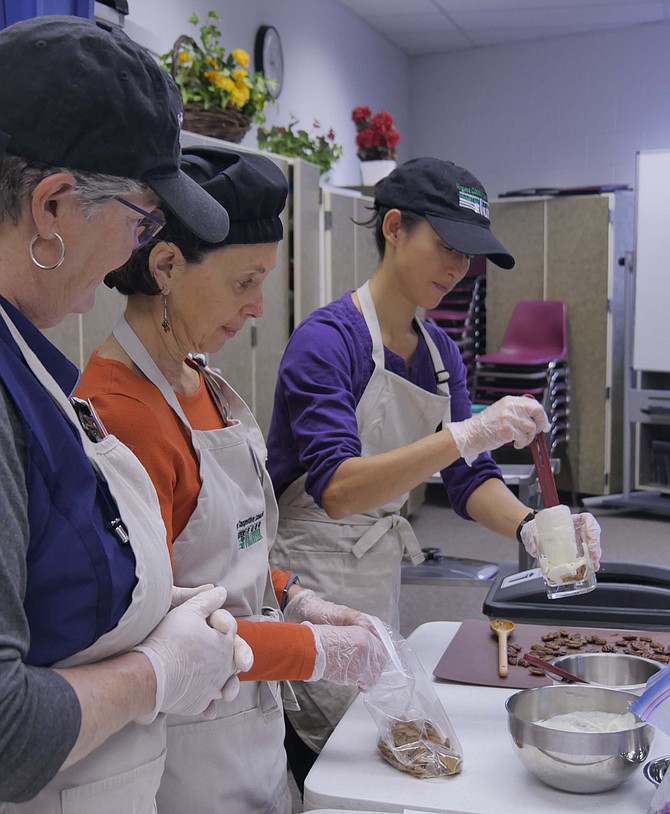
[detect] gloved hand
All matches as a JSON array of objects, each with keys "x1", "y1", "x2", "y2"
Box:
[
  {"x1": 304, "y1": 622, "x2": 388, "y2": 691},
  {"x1": 170, "y1": 583, "x2": 214, "y2": 608},
  {"x1": 171, "y1": 586, "x2": 254, "y2": 673},
  {"x1": 520, "y1": 511, "x2": 602, "y2": 571},
  {"x1": 446, "y1": 395, "x2": 551, "y2": 466},
  {"x1": 208, "y1": 608, "x2": 255, "y2": 701},
  {"x1": 284, "y1": 588, "x2": 370, "y2": 630},
  {"x1": 133, "y1": 586, "x2": 239, "y2": 722}
]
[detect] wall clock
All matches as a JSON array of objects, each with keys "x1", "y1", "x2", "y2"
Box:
[{"x1": 255, "y1": 25, "x2": 283, "y2": 99}]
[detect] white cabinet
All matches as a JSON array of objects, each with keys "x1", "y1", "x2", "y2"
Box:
[{"x1": 487, "y1": 192, "x2": 634, "y2": 496}]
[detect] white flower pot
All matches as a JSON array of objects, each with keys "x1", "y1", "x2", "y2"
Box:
[{"x1": 359, "y1": 159, "x2": 396, "y2": 187}]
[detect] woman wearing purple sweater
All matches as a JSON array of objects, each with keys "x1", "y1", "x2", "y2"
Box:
[{"x1": 266, "y1": 157, "x2": 602, "y2": 789}]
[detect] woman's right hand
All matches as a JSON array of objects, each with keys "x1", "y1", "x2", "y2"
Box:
[
  {"x1": 133, "y1": 586, "x2": 240, "y2": 721},
  {"x1": 446, "y1": 395, "x2": 550, "y2": 465},
  {"x1": 304, "y1": 623, "x2": 388, "y2": 691}
]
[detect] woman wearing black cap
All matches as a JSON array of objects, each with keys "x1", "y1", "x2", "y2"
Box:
[
  {"x1": 77, "y1": 146, "x2": 386, "y2": 814},
  {"x1": 266, "y1": 157, "x2": 603, "y2": 786},
  {"x1": 0, "y1": 15, "x2": 246, "y2": 814}
]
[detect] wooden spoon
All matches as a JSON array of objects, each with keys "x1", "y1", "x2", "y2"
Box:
[{"x1": 490, "y1": 618, "x2": 516, "y2": 677}]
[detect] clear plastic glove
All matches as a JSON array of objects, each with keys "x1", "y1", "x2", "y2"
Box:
[
  {"x1": 304, "y1": 622, "x2": 388, "y2": 691},
  {"x1": 520, "y1": 511, "x2": 602, "y2": 571},
  {"x1": 284, "y1": 588, "x2": 371, "y2": 630},
  {"x1": 133, "y1": 586, "x2": 238, "y2": 722},
  {"x1": 447, "y1": 395, "x2": 551, "y2": 466}
]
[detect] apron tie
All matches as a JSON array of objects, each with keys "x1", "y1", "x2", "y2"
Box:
[{"x1": 352, "y1": 514, "x2": 425, "y2": 565}]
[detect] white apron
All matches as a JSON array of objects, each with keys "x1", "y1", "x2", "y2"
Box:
[
  {"x1": 0, "y1": 306, "x2": 172, "y2": 814},
  {"x1": 270, "y1": 281, "x2": 452, "y2": 751},
  {"x1": 113, "y1": 319, "x2": 291, "y2": 814}
]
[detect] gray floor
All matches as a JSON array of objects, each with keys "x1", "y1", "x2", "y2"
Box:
[{"x1": 289, "y1": 488, "x2": 670, "y2": 811}]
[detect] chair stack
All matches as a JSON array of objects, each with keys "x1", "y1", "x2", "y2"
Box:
[
  {"x1": 471, "y1": 300, "x2": 571, "y2": 458},
  {"x1": 426, "y1": 275, "x2": 486, "y2": 390}
]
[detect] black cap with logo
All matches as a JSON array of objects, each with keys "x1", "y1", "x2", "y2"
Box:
[
  {"x1": 0, "y1": 15, "x2": 228, "y2": 243},
  {"x1": 374, "y1": 157, "x2": 514, "y2": 269}
]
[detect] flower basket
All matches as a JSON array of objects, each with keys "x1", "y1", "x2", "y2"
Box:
[
  {"x1": 169, "y1": 35, "x2": 252, "y2": 143},
  {"x1": 162, "y1": 14, "x2": 275, "y2": 143},
  {"x1": 182, "y1": 102, "x2": 252, "y2": 143}
]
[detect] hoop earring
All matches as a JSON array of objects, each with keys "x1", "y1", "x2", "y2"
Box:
[
  {"x1": 161, "y1": 295, "x2": 171, "y2": 333},
  {"x1": 29, "y1": 232, "x2": 66, "y2": 270}
]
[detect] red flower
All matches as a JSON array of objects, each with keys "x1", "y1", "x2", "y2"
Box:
[
  {"x1": 351, "y1": 106, "x2": 400, "y2": 160},
  {"x1": 352, "y1": 105, "x2": 372, "y2": 124},
  {"x1": 327, "y1": 128, "x2": 335, "y2": 141}
]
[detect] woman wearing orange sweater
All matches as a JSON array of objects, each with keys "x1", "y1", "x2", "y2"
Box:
[{"x1": 77, "y1": 147, "x2": 385, "y2": 814}]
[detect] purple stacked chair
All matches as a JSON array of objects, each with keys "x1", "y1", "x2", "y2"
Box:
[{"x1": 472, "y1": 300, "x2": 570, "y2": 458}]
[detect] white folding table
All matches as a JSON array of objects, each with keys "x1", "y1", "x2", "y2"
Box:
[{"x1": 303, "y1": 621, "x2": 670, "y2": 813}]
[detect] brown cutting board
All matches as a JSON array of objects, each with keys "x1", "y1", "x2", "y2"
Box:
[{"x1": 433, "y1": 619, "x2": 670, "y2": 689}]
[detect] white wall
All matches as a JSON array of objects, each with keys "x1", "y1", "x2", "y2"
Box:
[
  {"x1": 408, "y1": 21, "x2": 670, "y2": 199},
  {"x1": 122, "y1": 0, "x2": 409, "y2": 187}
]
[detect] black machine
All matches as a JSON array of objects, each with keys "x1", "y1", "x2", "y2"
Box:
[{"x1": 483, "y1": 561, "x2": 670, "y2": 630}]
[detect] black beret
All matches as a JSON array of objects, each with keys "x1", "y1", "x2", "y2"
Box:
[{"x1": 181, "y1": 146, "x2": 288, "y2": 245}]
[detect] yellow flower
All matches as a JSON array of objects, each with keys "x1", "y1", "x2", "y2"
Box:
[
  {"x1": 205, "y1": 56, "x2": 218, "y2": 68},
  {"x1": 217, "y1": 75, "x2": 235, "y2": 92},
  {"x1": 233, "y1": 68, "x2": 248, "y2": 85},
  {"x1": 230, "y1": 85, "x2": 250, "y2": 108},
  {"x1": 204, "y1": 70, "x2": 219, "y2": 84},
  {"x1": 177, "y1": 50, "x2": 191, "y2": 64},
  {"x1": 232, "y1": 48, "x2": 249, "y2": 67}
]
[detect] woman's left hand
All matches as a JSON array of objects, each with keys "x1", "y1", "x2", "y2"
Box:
[
  {"x1": 520, "y1": 512, "x2": 602, "y2": 571},
  {"x1": 284, "y1": 588, "x2": 370, "y2": 629}
]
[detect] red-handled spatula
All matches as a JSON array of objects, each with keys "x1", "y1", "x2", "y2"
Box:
[{"x1": 524, "y1": 394, "x2": 559, "y2": 508}]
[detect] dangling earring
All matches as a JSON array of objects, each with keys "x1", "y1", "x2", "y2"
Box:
[
  {"x1": 29, "y1": 232, "x2": 66, "y2": 270},
  {"x1": 161, "y1": 295, "x2": 171, "y2": 333}
]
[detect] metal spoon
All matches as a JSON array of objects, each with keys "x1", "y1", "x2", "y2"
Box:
[{"x1": 490, "y1": 618, "x2": 516, "y2": 677}]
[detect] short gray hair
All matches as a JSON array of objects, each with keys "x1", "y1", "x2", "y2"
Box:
[{"x1": 0, "y1": 153, "x2": 147, "y2": 224}]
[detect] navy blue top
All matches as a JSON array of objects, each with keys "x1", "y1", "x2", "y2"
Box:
[
  {"x1": 267, "y1": 291, "x2": 502, "y2": 519},
  {"x1": 0, "y1": 297, "x2": 137, "y2": 666}
]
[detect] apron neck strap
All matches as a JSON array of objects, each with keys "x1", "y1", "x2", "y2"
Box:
[
  {"x1": 355, "y1": 282, "x2": 450, "y2": 395},
  {"x1": 0, "y1": 303, "x2": 94, "y2": 447},
  {"x1": 113, "y1": 316, "x2": 193, "y2": 429}
]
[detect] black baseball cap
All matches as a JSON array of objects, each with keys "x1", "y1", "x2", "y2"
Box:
[
  {"x1": 0, "y1": 15, "x2": 228, "y2": 243},
  {"x1": 375, "y1": 157, "x2": 514, "y2": 269},
  {"x1": 181, "y1": 147, "x2": 288, "y2": 245}
]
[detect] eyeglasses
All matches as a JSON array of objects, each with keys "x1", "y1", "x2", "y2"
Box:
[{"x1": 115, "y1": 196, "x2": 166, "y2": 248}]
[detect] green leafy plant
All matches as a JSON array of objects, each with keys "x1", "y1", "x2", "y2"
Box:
[
  {"x1": 257, "y1": 117, "x2": 344, "y2": 175},
  {"x1": 161, "y1": 11, "x2": 275, "y2": 126}
]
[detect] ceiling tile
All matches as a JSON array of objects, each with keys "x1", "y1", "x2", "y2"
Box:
[
  {"x1": 340, "y1": 0, "x2": 667, "y2": 55},
  {"x1": 449, "y1": 4, "x2": 662, "y2": 30},
  {"x1": 366, "y1": 12, "x2": 459, "y2": 34},
  {"x1": 338, "y1": 0, "x2": 436, "y2": 15}
]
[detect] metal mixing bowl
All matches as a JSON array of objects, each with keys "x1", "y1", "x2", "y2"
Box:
[
  {"x1": 549, "y1": 652, "x2": 662, "y2": 695},
  {"x1": 644, "y1": 755, "x2": 670, "y2": 786},
  {"x1": 506, "y1": 685, "x2": 655, "y2": 793}
]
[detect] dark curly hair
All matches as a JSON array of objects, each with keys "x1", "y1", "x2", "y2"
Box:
[{"x1": 104, "y1": 208, "x2": 220, "y2": 296}]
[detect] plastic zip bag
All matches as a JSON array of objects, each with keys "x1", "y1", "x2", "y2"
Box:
[
  {"x1": 631, "y1": 664, "x2": 670, "y2": 734},
  {"x1": 364, "y1": 617, "x2": 463, "y2": 778}
]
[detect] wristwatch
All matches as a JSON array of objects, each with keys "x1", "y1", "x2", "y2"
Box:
[
  {"x1": 516, "y1": 511, "x2": 538, "y2": 544},
  {"x1": 280, "y1": 573, "x2": 300, "y2": 611}
]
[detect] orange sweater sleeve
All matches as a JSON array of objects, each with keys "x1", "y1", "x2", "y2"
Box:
[
  {"x1": 271, "y1": 569, "x2": 292, "y2": 606},
  {"x1": 237, "y1": 619, "x2": 315, "y2": 681}
]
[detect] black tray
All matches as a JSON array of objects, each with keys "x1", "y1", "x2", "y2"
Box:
[{"x1": 483, "y1": 561, "x2": 670, "y2": 630}]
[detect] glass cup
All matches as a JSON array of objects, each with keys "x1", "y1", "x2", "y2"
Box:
[{"x1": 535, "y1": 505, "x2": 597, "y2": 600}]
